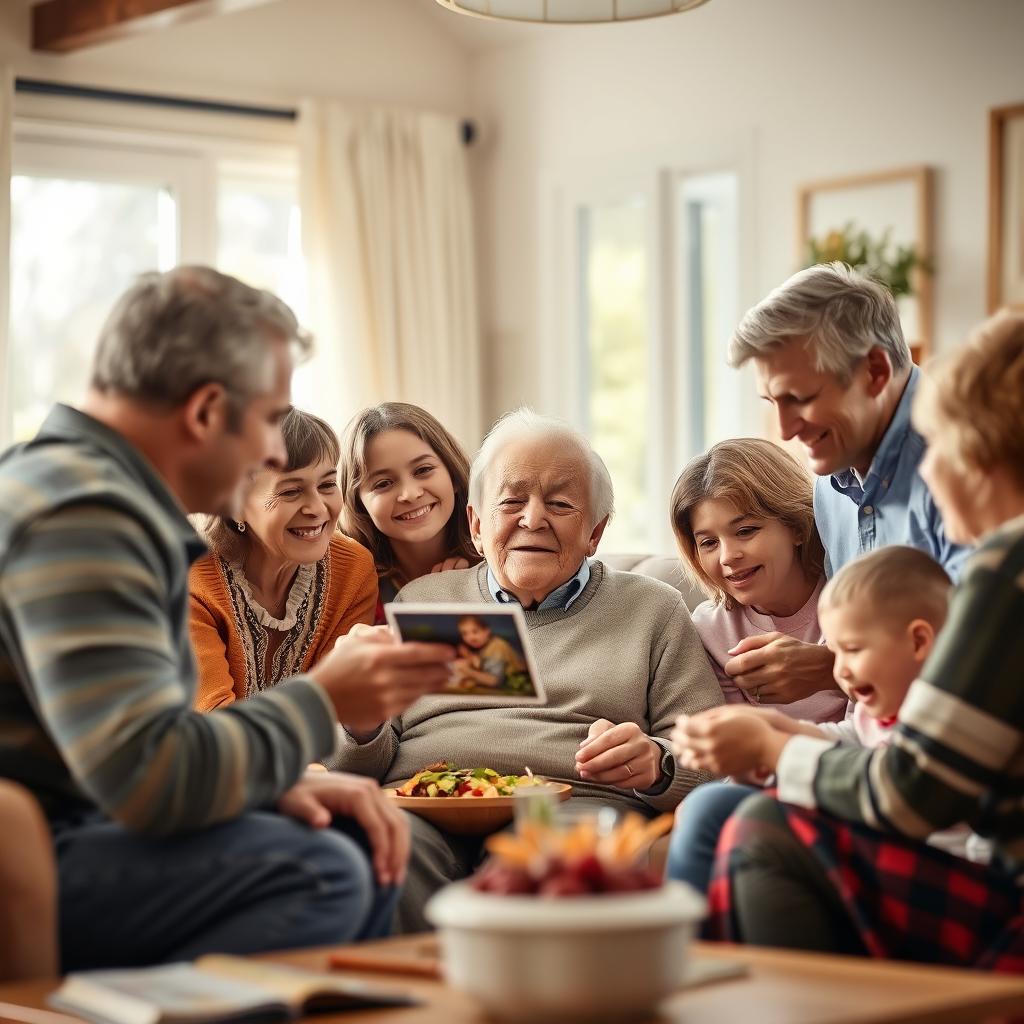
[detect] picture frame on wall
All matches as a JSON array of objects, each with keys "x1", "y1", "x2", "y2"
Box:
[
  {"x1": 797, "y1": 166, "x2": 934, "y2": 364},
  {"x1": 988, "y1": 103, "x2": 1024, "y2": 312}
]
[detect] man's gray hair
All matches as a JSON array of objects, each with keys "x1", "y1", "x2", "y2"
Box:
[
  {"x1": 469, "y1": 408, "x2": 614, "y2": 526},
  {"x1": 728, "y1": 262, "x2": 910, "y2": 382},
  {"x1": 90, "y1": 266, "x2": 312, "y2": 419}
]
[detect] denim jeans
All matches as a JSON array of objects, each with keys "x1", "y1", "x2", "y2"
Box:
[
  {"x1": 665, "y1": 781, "x2": 758, "y2": 894},
  {"x1": 53, "y1": 811, "x2": 398, "y2": 971}
]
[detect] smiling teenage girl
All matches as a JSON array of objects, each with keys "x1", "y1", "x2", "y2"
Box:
[
  {"x1": 338, "y1": 403, "x2": 480, "y2": 622},
  {"x1": 665, "y1": 438, "x2": 843, "y2": 894},
  {"x1": 671, "y1": 438, "x2": 845, "y2": 721},
  {"x1": 190, "y1": 408, "x2": 377, "y2": 709}
]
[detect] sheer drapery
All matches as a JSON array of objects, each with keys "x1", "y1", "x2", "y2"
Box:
[
  {"x1": 298, "y1": 101, "x2": 481, "y2": 449},
  {"x1": 0, "y1": 69, "x2": 12, "y2": 446}
]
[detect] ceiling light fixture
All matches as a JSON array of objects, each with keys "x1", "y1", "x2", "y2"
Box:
[{"x1": 434, "y1": 0, "x2": 710, "y2": 24}]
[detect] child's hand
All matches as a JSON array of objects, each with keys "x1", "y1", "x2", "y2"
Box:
[{"x1": 671, "y1": 706, "x2": 789, "y2": 778}]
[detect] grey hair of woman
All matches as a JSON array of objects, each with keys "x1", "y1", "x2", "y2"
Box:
[
  {"x1": 468, "y1": 407, "x2": 614, "y2": 527},
  {"x1": 90, "y1": 265, "x2": 312, "y2": 425},
  {"x1": 728, "y1": 261, "x2": 910, "y2": 384}
]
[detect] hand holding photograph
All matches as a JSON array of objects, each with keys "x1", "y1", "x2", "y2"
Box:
[{"x1": 384, "y1": 603, "x2": 547, "y2": 704}]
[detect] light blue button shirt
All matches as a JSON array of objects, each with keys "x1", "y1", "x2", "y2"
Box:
[
  {"x1": 813, "y1": 366, "x2": 970, "y2": 581},
  {"x1": 486, "y1": 559, "x2": 591, "y2": 611}
]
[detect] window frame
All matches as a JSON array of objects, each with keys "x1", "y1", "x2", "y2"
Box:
[
  {"x1": 4, "y1": 102, "x2": 301, "y2": 445},
  {"x1": 543, "y1": 156, "x2": 755, "y2": 555}
]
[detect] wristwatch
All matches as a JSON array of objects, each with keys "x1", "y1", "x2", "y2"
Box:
[
  {"x1": 658, "y1": 745, "x2": 676, "y2": 783},
  {"x1": 640, "y1": 743, "x2": 676, "y2": 795}
]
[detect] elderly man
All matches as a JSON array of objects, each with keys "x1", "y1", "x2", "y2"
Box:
[
  {"x1": 334, "y1": 408, "x2": 723, "y2": 931},
  {"x1": 717, "y1": 262, "x2": 969, "y2": 707},
  {"x1": 0, "y1": 267, "x2": 453, "y2": 969}
]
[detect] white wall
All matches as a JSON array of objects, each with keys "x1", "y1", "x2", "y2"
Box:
[{"x1": 471, "y1": 0, "x2": 1024, "y2": 423}]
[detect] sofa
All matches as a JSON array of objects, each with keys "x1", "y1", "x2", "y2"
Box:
[{"x1": 600, "y1": 553, "x2": 705, "y2": 612}]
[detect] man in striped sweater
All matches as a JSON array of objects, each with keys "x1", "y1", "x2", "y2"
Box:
[{"x1": 0, "y1": 267, "x2": 454, "y2": 970}]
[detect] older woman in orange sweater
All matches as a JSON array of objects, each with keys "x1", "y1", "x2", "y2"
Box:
[{"x1": 190, "y1": 408, "x2": 376, "y2": 710}]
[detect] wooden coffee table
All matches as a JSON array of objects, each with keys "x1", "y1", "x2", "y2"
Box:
[{"x1": 3, "y1": 936, "x2": 1024, "y2": 1024}]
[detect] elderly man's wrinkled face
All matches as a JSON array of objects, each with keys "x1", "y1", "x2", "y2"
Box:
[{"x1": 470, "y1": 436, "x2": 608, "y2": 608}]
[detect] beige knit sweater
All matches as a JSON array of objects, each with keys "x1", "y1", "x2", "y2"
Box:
[{"x1": 331, "y1": 560, "x2": 722, "y2": 813}]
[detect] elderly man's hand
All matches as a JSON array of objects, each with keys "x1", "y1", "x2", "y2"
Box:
[
  {"x1": 723, "y1": 633, "x2": 838, "y2": 704},
  {"x1": 276, "y1": 770, "x2": 410, "y2": 887},
  {"x1": 574, "y1": 719, "x2": 663, "y2": 791},
  {"x1": 671, "y1": 707, "x2": 790, "y2": 778}
]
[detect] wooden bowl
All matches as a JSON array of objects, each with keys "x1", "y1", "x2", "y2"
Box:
[{"x1": 384, "y1": 781, "x2": 572, "y2": 836}]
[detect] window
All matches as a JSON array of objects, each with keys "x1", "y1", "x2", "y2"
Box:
[
  {"x1": 6, "y1": 121, "x2": 301, "y2": 444},
  {"x1": 578, "y1": 195, "x2": 651, "y2": 552},
  {"x1": 677, "y1": 172, "x2": 740, "y2": 456},
  {"x1": 549, "y1": 167, "x2": 740, "y2": 553}
]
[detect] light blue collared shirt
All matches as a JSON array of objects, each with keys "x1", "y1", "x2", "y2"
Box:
[
  {"x1": 813, "y1": 366, "x2": 970, "y2": 581},
  {"x1": 486, "y1": 559, "x2": 591, "y2": 611}
]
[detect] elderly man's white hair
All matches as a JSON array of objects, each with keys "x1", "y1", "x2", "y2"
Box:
[
  {"x1": 728, "y1": 261, "x2": 910, "y2": 384},
  {"x1": 469, "y1": 408, "x2": 614, "y2": 526}
]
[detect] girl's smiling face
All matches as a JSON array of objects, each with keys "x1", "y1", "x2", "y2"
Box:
[
  {"x1": 691, "y1": 496, "x2": 811, "y2": 616},
  {"x1": 358, "y1": 429, "x2": 456, "y2": 545},
  {"x1": 242, "y1": 457, "x2": 342, "y2": 565}
]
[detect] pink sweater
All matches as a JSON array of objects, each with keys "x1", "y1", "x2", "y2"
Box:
[{"x1": 690, "y1": 579, "x2": 848, "y2": 725}]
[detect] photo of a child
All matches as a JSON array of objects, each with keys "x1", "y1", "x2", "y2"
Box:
[
  {"x1": 383, "y1": 604, "x2": 545, "y2": 703},
  {"x1": 452, "y1": 615, "x2": 527, "y2": 690}
]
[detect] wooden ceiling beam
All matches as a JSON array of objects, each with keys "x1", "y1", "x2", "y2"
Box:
[{"x1": 32, "y1": 0, "x2": 274, "y2": 54}]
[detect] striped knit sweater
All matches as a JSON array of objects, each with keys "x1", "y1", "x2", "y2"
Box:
[
  {"x1": 0, "y1": 405, "x2": 337, "y2": 834},
  {"x1": 777, "y1": 514, "x2": 1024, "y2": 877},
  {"x1": 332, "y1": 560, "x2": 724, "y2": 813}
]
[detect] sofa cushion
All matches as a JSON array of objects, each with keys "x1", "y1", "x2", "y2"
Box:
[{"x1": 599, "y1": 554, "x2": 707, "y2": 611}]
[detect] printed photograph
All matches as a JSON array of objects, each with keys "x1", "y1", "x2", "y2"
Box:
[{"x1": 384, "y1": 604, "x2": 546, "y2": 703}]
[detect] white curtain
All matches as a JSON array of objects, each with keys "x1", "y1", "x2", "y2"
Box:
[
  {"x1": 297, "y1": 101, "x2": 481, "y2": 449},
  {"x1": 0, "y1": 68, "x2": 11, "y2": 447}
]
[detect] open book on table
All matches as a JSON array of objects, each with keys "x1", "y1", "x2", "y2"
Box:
[{"x1": 48, "y1": 953, "x2": 419, "y2": 1024}]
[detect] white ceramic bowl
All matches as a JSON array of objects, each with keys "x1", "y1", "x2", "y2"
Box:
[{"x1": 425, "y1": 879, "x2": 706, "y2": 1022}]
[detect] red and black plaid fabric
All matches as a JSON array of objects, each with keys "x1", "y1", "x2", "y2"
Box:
[{"x1": 706, "y1": 800, "x2": 1024, "y2": 971}]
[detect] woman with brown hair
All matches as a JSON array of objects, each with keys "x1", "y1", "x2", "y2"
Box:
[
  {"x1": 338, "y1": 403, "x2": 480, "y2": 622},
  {"x1": 671, "y1": 437, "x2": 842, "y2": 721},
  {"x1": 665, "y1": 437, "x2": 841, "y2": 895},
  {"x1": 190, "y1": 407, "x2": 377, "y2": 710}
]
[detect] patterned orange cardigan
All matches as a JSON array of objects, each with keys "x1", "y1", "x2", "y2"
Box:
[{"x1": 189, "y1": 533, "x2": 378, "y2": 711}]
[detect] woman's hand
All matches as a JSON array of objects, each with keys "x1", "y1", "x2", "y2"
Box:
[
  {"x1": 431, "y1": 557, "x2": 472, "y2": 573},
  {"x1": 671, "y1": 706, "x2": 790, "y2": 778},
  {"x1": 574, "y1": 719, "x2": 663, "y2": 791},
  {"x1": 724, "y1": 633, "x2": 838, "y2": 704},
  {"x1": 277, "y1": 770, "x2": 409, "y2": 886},
  {"x1": 311, "y1": 627, "x2": 454, "y2": 733}
]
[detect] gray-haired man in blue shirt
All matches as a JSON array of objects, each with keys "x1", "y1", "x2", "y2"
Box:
[{"x1": 720, "y1": 261, "x2": 968, "y2": 706}]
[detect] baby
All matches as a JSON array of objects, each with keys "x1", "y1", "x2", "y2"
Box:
[
  {"x1": 667, "y1": 545, "x2": 987, "y2": 892},
  {"x1": 452, "y1": 615, "x2": 526, "y2": 690}
]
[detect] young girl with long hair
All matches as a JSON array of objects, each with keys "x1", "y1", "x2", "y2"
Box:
[
  {"x1": 338, "y1": 403, "x2": 480, "y2": 622},
  {"x1": 671, "y1": 437, "x2": 843, "y2": 722}
]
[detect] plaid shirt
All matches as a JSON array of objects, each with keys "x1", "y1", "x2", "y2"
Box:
[{"x1": 777, "y1": 514, "x2": 1024, "y2": 878}]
